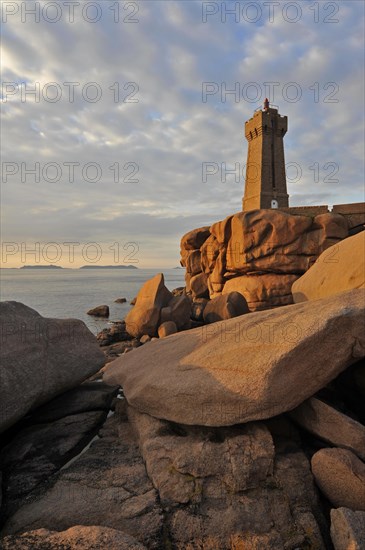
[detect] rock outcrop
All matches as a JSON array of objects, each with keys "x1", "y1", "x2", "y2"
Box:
[
  {"x1": 181, "y1": 209, "x2": 348, "y2": 309},
  {"x1": 202, "y1": 291, "x2": 249, "y2": 323},
  {"x1": 124, "y1": 273, "x2": 173, "y2": 338},
  {"x1": 87, "y1": 305, "x2": 109, "y2": 317},
  {"x1": 124, "y1": 275, "x2": 194, "y2": 339},
  {"x1": 1, "y1": 208, "x2": 364, "y2": 549},
  {"x1": 104, "y1": 289, "x2": 365, "y2": 426},
  {"x1": 126, "y1": 406, "x2": 325, "y2": 549},
  {"x1": 222, "y1": 273, "x2": 298, "y2": 311},
  {"x1": 0, "y1": 302, "x2": 105, "y2": 433},
  {"x1": 292, "y1": 231, "x2": 365, "y2": 302}
]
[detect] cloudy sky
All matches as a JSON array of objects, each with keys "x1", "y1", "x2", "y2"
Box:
[{"x1": 1, "y1": 0, "x2": 364, "y2": 268}]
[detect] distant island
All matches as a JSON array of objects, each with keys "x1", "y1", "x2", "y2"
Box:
[
  {"x1": 20, "y1": 265, "x2": 63, "y2": 269},
  {"x1": 79, "y1": 265, "x2": 138, "y2": 270}
]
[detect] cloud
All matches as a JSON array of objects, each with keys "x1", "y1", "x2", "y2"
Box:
[{"x1": 1, "y1": 0, "x2": 364, "y2": 267}]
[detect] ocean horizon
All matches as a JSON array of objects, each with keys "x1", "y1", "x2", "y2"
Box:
[{"x1": 0, "y1": 268, "x2": 185, "y2": 335}]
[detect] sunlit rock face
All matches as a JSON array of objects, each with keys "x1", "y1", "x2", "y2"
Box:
[{"x1": 181, "y1": 209, "x2": 348, "y2": 309}]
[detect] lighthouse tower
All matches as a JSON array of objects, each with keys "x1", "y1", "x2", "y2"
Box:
[{"x1": 242, "y1": 99, "x2": 289, "y2": 211}]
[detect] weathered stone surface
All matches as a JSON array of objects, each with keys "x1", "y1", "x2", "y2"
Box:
[
  {"x1": 183, "y1": 210, "x2": 348, "y2": 302},
  {"x1": 0, "y1": 302, "x2": 105, "y2": 433},
  {"x1": 210, "y1": 215, "x2": 233, "y2": 245},
  {"x1": 185, "y1": 250, "x2": 202, "y2": 276},
  {"x1": 311, "y1": 448, "x2": 365, "y2": 510},
  {"x1": 2, "y1": 413, "x2": 163, "y2": 548},
  {"x1": 208, "y1": 249, "x2": 226, "y2": 292},
  {"x1": 87, "y1": 305, "x2": 109, "y2": 317},
  {"x1": 292, "y1": 232, "x2": 365, "y2": 302},
  {"x1": 1, "y1": 525, "x2": 147, "y2": 549},
  {"x1": 158, "y1": 321, "x2": 177, "y2": 338},
  {"x1": 169, "y1": 295, "x2": 191, "y2": 330},
  {"x1": 290, "y1": 397, "x2": 365, "y2": 460},
  {"x1": 222, "y1": 273, "x2": 299, "y2": 311},
  {"x1": 203, "y1": 291, "x2": 249, "y2": 323},
  {"x1": 189, "y1": 272, "x2": 209, "y2": 299},
  {"x1": 0, "y1": 411, "x2": 108, "y2": 520},
  {"x1": 125, "y1": 273, "x2": 172, "y2": 338},
  {"x1": 200, "y1": 234, "x2": 220, "y2": 273},
  {"x1": 184, "y1": 271, "x2": 192, "y2": 293},
  {"x1": 180, "y1": 226, "x2": 210, "y2": 251},
  {"x1": 226, "y1": 210, "x2": 348, "y2": 275},
  {"x1": 104, "y1": 290, "x2": 365, "y2": 426},
  {"x1": 128, "y1": 406, "x2": 274, "y2": 505},
  {"x1": 330, "y1": 507, "x2": 365, "y2": 550},
  {"x1": 114, "y1": 297, "x2": 127, "y2": 303},
  {"x1": 127, "y1": 406, "x2": 324, "y2": 549}
]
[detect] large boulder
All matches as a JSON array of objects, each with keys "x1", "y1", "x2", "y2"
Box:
[
  {"x1": 210, "y1": 214, "x2": 233, "y2": 244},
  {"x1": 126, "y1": 406, "x2": 324, "y2": 549},
  {"x1": 0, "y1": 302, "x2": 105, "y2": 433},
  {"x1": 184, "y1": 250, "x2": 202, "y2": 276},
  {"x1": 203, "y1": 291, "x2": 249, "y2": 323},
  {"x1": 222, "y1": 273, "x2": 299, "y2": 311},
  {"x1": 87, "y1": 305, "x2": 109, "y2": 317},
  {"x1": 180, "y1": 226, "x2": 210, "y2": 252},
  {"x1": 226, "y1": 210, "x2": 348, "y2": 275},
  {"x1": 182, "y1": 210, "x2": 348, "y2": 302},
  {"x1": 189, "y1": 272, "x2": 209, "y2": 299},
  {"x1": 104, "y1": 289, "x2": 365, "y2": 426},
  {"x1": 125, "y1": 273, "x2": 172, "y2": 338},
  {"x1": 158, "y1": 321, "x2": 177, "y2": 338},
  {"x1": 200, "y1": 234, "x2": 220, "y2": 273},
  {"x1": 311, "y1": 448, "x2": 365, "y2": 510},
  {"x1": 292, "y1": 232, "x2": 365, "y2": 302},
  {"x1": 290, "y1": 397, "x2": 365, "y2": 461}
]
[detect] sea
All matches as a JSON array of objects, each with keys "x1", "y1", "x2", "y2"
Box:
[{"x1": 0, "y1": 268, "x2": 186, "y2": 336}]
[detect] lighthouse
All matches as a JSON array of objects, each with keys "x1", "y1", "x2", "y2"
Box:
[{"x1": 242, "y1": 99, "x2": 289, "y2": 211}]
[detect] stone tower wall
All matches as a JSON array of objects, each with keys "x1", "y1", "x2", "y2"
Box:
[{"x1": 243, "y1": 108, "x2": 289, "y2": 210}]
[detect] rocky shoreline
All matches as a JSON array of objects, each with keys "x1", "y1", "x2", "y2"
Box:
[{"x1": 1, "y1": 211, "x2": 364, "y2": 549}]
